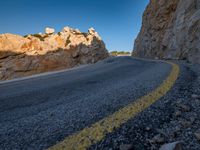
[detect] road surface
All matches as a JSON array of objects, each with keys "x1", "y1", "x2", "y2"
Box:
[{"x1": 0, "y1": 57, "x2": 199, "y2": 150}]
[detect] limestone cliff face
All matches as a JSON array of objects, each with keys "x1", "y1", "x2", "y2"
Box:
[
  {"x1": 0, "y1": 27, "x2": 108, "y2": 80},
  {"x1": 133, "y1": 0, "x2": 200, "y2": 63}
]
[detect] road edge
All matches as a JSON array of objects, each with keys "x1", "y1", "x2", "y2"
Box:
[{"x1": 48, "y1": 61, "x2": 180, "y2": 150}]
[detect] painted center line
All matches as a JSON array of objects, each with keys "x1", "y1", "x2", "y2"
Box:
[{"x1": 48, "y1": 61, "x2": 180, "y2": 150}]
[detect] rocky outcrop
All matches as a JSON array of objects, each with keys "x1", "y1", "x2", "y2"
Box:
[
  {"x1": 133, "y1": 0, "x2": 200, "y2": 63},
  {"x1": 0, "y1": 27, "x2": 108, "y2": 80},
  {"x1": 45, "y1": 27, "x2": 55, "y2": 34}
]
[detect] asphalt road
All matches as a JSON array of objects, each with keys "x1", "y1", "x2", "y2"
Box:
[{"x1": 0, "y1": 57, "x2": 173, "y2": 150}]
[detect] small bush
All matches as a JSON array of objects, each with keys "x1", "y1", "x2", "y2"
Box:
[
  {"x1": 23, "y1": 35, "x2": 28, "y2": 38},
  {"x1": 110, "y1": 51, "x2": 131, "y2": 56},
  {"x1": 65, "y1": 35, "x2": 71, "y2": 46}
]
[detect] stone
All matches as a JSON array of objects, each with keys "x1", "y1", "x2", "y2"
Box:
[
  {"x1": 175, "y1": 110, "x2": 182, "y2": 117},
  {"x1": 159, "y1": 141, "x2": 183, "y2": 150},
  {"x1": 177, "y1": 104, "x2": 191, "y2": 112},
  {"x1": 45, "y1": 27, "x2": 55, "y2": 34},
  {"x1": 175, "y1": 126, "x2": 181, "y2": 132},
  {"x1": 133, "y1": 0, "x2": 200, "y2": 64},
  {"x1": 145, "y1": 127, "x2": 151, "y2": 131},
  {"x1": 191, "y1": 94, "x2": 200, "y2": 99},
  {"x1": 149, "y1": 134, "x2": 165, "y2": 144},
  {"x1": 119, "y1": 144, "x2": 133, "y2": 150},
  {"x1": 194, "y1": 131, "x2": 200, "y2": 141},
  {"x1": 180, "y1": 120, "x2": 192, "y2": 128},
  {"x1": 0, "y1": 27, "x2": 108, "y2": 80}
]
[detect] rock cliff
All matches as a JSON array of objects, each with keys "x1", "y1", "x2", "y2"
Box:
[
  {"x1": 0, "y1": 27, "x2": 108, "y2": 80},
  {"x1": 133, "y1": 0, "x2": 200, "y2": 63}
]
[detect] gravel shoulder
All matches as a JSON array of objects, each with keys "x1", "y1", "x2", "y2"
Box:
[{"x1": 89, "y1": 61, "x2": 200, "y2": 150}]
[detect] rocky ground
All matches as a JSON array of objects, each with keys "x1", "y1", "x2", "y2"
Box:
[{"x1": 89, "y1": 61, "x2": 200, "y2": 150}]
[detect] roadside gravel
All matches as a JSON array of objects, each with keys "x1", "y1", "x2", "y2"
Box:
[{"x1": 89, "y1": 62, "x2": 200, "y2": 150}]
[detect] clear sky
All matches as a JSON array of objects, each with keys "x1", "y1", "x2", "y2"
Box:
[{"x1": 0, "y1": 0, "x2": 149, "y2": 52}]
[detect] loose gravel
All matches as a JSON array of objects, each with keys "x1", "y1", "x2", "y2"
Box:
[{"x1": 89, "y1": 61, "x2": 200, "y2": 150}]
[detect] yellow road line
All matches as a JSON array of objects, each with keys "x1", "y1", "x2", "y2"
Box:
[{"x1": 49, "y1": 62, "x2": 180, "y2": 150}]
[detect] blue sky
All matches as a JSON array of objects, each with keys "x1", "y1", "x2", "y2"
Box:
[{"x1": 0, "y1": 0, "x2": 149, "y2": 51}]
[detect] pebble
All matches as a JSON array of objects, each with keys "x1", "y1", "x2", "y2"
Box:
[
  {"x1": 175, "y1": 126, "x2": 181, "y2": 132},
  {"x1": 177, "y1": 104, "x2": 191, "y2": 112},
  {"x1": 119, "y1": 144, "x2": 133, "y2": 150},
  {"x1": 180, "y1": 120, "x2": 192, "y2": 128},
  {"x1": 156, "y1": 129, "x2": 167, "y2": 137},
  {"x1": 175, "y1": 111, "x2": 182, "y2": 117},
  {"x1": 189, "y1": 117, "x2": 195, "y2": 123},
  {"x1": 159, "y1": 141, "x2": 183, "y2": 150},
  {"x1": 191, "y1": 94, "x2": 200, "y2": 99},
  {"x1": 194, "y1": 131, "x2": 200, "y2": 141},
  {"x1": 145, "y1": 127, "x2": 151, "y2": 131},
  {"x1": 149, "y1": 134, "x2": 165, "y2": 144}
]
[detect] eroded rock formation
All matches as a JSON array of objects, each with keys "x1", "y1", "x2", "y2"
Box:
[
  {"x1": 133, "y1": 0, "x2": 200, "y2": 63},
  {"x1": 0, "y1": 27, "x2": 108, "y2": 80}
]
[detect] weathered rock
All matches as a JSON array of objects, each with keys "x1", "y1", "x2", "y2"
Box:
[
  {"x1": 0, "y1": 33, "x2": 29, "y2": 54},
  {"x1": 62, "y1": 26, "x2": 71, "y2": 33},
  {"x1": 177, "y1": 103, "x2": 191, "y2": 112},
  {"x1": 159, "y1": 141, "x2": 183, "y2": 150},
  {"x1": 133, "y1": 0, "x2": 200, "y2": 64},
  {"x1": 88, "y1": 27, "x2": 101, "y2": 40},
  {"x1": 45, "y1": 27, "x2": 55, "y2": 34},
  {"x1": 0, "y1": 27, "x2": 108, "y2": 80},
  {"x1": 149, "y1": 134, "x2": 165, "y2": 144}
]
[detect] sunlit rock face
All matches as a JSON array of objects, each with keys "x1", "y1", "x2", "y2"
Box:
[
  {"x1": 0, "y1": 27, "x2": 108, "y2": 80},
  {"x1": 133, "y1": 0, "x2": 200, "y2": 63},
  {"x1": 45, "y1": 27, "x2": 55, "y2": 34}
]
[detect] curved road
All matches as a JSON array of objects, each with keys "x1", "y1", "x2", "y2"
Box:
[{"x1": 0, "y1": 57, "x2": 177, "y2": 149}]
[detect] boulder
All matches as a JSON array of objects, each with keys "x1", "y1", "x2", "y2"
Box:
[
  {"x1": 45, "y1": 27, "x2": 55, "y2": 34},
  {"x1": 159, "y1": 141, "x2": 183, "y2": 150},
  {"x1": 62, "y1": 26, "x2": 71, "y2": 33}
]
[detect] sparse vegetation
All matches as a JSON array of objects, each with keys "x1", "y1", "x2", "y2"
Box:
[
  {"x1": 23, "y1": 34, "x2": 49, "y2": 41},
  {"x1": 58, "y1": 32, "x2": 61, "y2": 36},
  {"x1": 32, "y1": 34, "x2": 45, "y2": 41},
  {"x1": 65, "y1": 35, "x2": 71, "y2": 46},
  {"x1": 82, "y1": 32, "x2": 88, "y2": 38},
  {"x1": 23, "y1": 35, "x2": 28, "y2": 38},
  {"x1": 110, "y1": 51, "x2": 131, "y2": 56}
]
